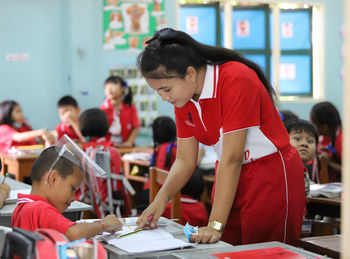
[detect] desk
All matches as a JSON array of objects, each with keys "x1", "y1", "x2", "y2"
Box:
[
  {"x1": 117, "y1": 147, "x2": 152, "y2": 156},
  {"x1": 0, "y1": 177, "x2": 92, "y2": 227},
  {"x1": 0, "y1": 152, "x2": 39, "y2": 182},
  {"x1": 299, "y1": 235, "x2": 341, "y2": 258},
  {"x1": 173, "y1": 241, "x2": 323, "y2": 259},
  {"x1": 102, "y1": 218, "x2": 323, "y2": 259},
  {"x1": 307, "y1": 196, "x2": 341, "y2": 236},
  {"x1": 103, "y1": 217, "x2": 232, "y2": 259}
]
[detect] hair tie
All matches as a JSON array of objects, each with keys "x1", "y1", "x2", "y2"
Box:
[{"x1": 145, "y1": 28, "x2": 181, "y2": 45}]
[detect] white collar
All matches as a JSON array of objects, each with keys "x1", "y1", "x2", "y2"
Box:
[{"x1": 198, "y1": 64, "x2": 219, "y2": 100}]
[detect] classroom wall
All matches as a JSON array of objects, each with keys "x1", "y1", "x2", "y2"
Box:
[{"x1": 0, "y1": 0, "x2": 344, "y2": 144}]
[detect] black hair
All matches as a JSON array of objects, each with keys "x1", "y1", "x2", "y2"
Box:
[
  {"x1": 57, "y1": 95, "x2": 78, "y2": 108},
  {"x1": 181, "y1": 167, "x2": 203, "y2": 200},
  {"x1": 279, "y1": 109, "x2": 299, "y2": 122},
  {"x1": 152, "y1": 116, "x2": 177, "y2": 169},
  {"x1": 137, "y1": 28, "x2": 276, "y2": 102},
  {"x1": 284, "y1": 119, "x2": 319, "y2": 146},
  {"x1": 0, "y1": 100, "x2": 19, "y2": 126},
  {"x1": 31, "y1": 146, "x2": 82, "y2": 182},
  {"x1": 310, "y1": 101, "x2": 341, "y2": 146},
  {"x1": 79, "y1": 108, "x2": 109, "y2": 138},
  {"x1": 104, "y1": 75, "x2": 133, "y2": 106}
]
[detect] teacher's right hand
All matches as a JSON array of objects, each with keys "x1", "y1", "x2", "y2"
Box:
[{"x1": 136, "y1": 193, "x2": 168, "y2": 229}]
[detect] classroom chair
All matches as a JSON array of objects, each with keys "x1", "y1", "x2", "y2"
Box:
[
  {"x1": 319, "y1": 156, "x2": 330, "y2": 184},
  {"x1": 149, "y1": 167, "x2": 182, "y2": 221}
]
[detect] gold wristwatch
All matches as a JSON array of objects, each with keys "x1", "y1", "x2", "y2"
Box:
[{"x1": 208, "y1": 220, "x2": 225, "y2": 233}]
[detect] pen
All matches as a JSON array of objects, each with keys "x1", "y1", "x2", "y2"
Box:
[
  {"x1": 118, "y1": 228, "x2": 143, "y2": 239},
  {"x1": 1, "y1": 173, "x2": 8, "y2": 184}
]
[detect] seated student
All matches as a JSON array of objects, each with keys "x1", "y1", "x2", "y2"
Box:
[
  {"x1": 11, "y1": 146, "x2": 122, "y2": 241},
  {"x1": 147, "y1": 116, "x2": 208, "y2": 226},
  {"x1": 279, "y1": 109, "x2": 299, "y2": 122},
  {"x1": 163, "y1": 168, "x2": 208, "y2": 227},
  {"x1": 53, "y1": 95, "x2": 85, "y2": 143},
  {"x1": 310, "y1": 101, "x2": 342, "y2": 182},
  {"x1": 0, "y1": 100, "x2": 54, "y2": 153},
  {"x1": 77, "y1": 108, "x2": 131, "y2": 217},
  {"x1": 100, "y1": 75, "x2": 140, "y2": 147},
  {"x1": 284, "y1": 119, "x2": 319, "y2": 193}
]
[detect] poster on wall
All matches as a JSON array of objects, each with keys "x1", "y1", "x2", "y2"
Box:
[{"x1": 103, "y1": 0, "x2": 166, "y2": 50}]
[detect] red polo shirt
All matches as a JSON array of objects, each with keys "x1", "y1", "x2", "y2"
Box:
[
  {"x1": 11, "y1": 193, "x2": 75, "y2": 234},
  {"x1": 100, "y1": 99, "x2": 140, "y2": 143},
  {"x1": 175, "y1": 62, "x2": 289, "y2": 164},
  {"x1": 0, "y1": 124, "x2": 37, "y2": 153},
  {"x1": 55, "y1": 122, "x2": 80, "y2": 141}
]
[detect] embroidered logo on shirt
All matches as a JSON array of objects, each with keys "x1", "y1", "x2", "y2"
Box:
[{"x1": 185, "y1": 112, "x2": 195, "y2": 127}]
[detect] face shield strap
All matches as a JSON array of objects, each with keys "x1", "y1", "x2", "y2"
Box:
[{"x1": 45, "y1": 145, "x2": 68, "y2": 183}]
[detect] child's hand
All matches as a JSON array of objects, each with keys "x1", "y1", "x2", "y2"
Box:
[
  {"x1": 0, "y1": 183, "x2": 10, "y2": 208},
  {"x1": 41, "y1": 129, "x2": 55, "y2": 145},
  {"x1": 100, "y1": 215, "x2": 123, "y2": 233}
]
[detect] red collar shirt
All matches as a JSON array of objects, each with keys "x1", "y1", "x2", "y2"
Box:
[
  {"x1": 55, "y1": 122, "x2": 80, "y2": 141},
  {"x1": 11, "y1": 193, "x2": 75, "y2": 234},
  {"x1": 0, "y1": 124, "x2": 37, "y2": 153},
  {"x1": 175, "y1": 62, "x2": 289, "y2": 164},
  {"x1": 100, "y1": 99, "x2": 140, "y2": 143}
]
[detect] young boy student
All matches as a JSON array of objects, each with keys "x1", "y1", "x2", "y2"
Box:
[
  {"x1": 11, "y1": 145, "x2": 122, "y2": 241},
  {"x1": 284, "y1": 119, "x2": 319, "y2": 193},
  {"x1": 53, "y1": 96, "x2": 85, "y2": 143}
]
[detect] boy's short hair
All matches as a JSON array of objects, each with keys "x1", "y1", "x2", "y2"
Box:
[
  {"x1": 31, "y1": 146, "x2": 82, "y2": 182},
  {"x1": 284, "y1": 119, "x2": 319, "y2": 145},
  {"x1": 57, "y1": 96, "x2": 78, "y2": 108},
  {"x1": 279, "y1": 109, "x2": 298, "y2": 122},
  {"x1": 79, "y1": 108, "x2": 109, "y2": 137}
]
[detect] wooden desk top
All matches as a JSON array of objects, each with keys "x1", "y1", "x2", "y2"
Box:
[
  {"x1": 299, "y1": 235, "x2": 341, "y2": 258},
  {"x1": 116, "y1": 146, "x2": 152, "y2": 156},
  {"x1": 0, "y1": 152, "x2": 39, "y2": 160},
  {"x1": 308, "y1": 196, "x2": 341, "y2": 206}
]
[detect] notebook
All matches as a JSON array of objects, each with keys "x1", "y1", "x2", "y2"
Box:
[
  {"x1": 210, "y1": 247, "x2": 319, "y2": 259},
  {"x1": 98, "y1": 226, "x2": 193, "y2": 255}
]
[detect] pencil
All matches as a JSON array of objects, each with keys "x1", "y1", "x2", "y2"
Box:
[
  {"x1": 118, "y1": 228, "x2": 143, "y2": 239},
  {"x1": 1, "y1": 173, "x2": 8, "y2": 184}
]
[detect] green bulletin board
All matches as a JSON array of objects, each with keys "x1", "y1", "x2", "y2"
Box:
[{"x1": 103, "y1": 0, "x2": 166, "y2": 50}]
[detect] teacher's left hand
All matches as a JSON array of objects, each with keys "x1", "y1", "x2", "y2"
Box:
[{"x1": 190, "y1": 226, "x2": 222, "y2": 244}]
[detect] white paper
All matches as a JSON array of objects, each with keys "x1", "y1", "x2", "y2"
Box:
[
  {"x1": 104, "y1": 228, "x2": 192, "y2": 254},
  {"x1": 6, "y1": 189, "x2": 31, "y2": 204},
  {"x1": 310, "y1": 182, "x2": 343, "y2": 198}
]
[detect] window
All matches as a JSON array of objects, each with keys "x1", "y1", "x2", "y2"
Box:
[{"x1": 179, "y1": 1, "x2": 322, "y2": 99}]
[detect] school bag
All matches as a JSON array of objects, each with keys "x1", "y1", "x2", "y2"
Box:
[
  {"x1": 2, "y1": 227, "x2": 107, "y2": 259},
  {"x1": 78, "y1": 144, "x2": 135, "y2": 218}
]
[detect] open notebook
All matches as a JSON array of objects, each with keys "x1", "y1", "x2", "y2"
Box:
[
  {"x1": 98, "y1": 226, "x2": 193, "y2": 255},
  {"x1": 5, "y1": 189, "x2": 31, "y2": 204}
]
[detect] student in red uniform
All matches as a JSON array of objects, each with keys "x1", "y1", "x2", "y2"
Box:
[
  {"x1": 53, "y1": 96, "x2": 85, "y2": 143},
  {"x1": 11, "y1": 145, "x2": 122, "y2": 241},
  {"x1": 77, "y1": 108, "x2": 131, "y2": 217},
  {"x1": 100, "y1": 76, "x2": 140, "y2": 147},
  {"x1": 310, "y1": 101, "x2": 342, "y2": 182},
  {"x1": 143, "y1": 116, "x2": 208, "y2": 226},
  {"x1": 284, "y1": 119, "x2": 319, "y2": 193},
  {"x1": 136, "y1": 28, "x2": 305, "y2": 246},
  {"x1": 0, "y1": 100, "x2": 54, "y2": 153},
  {"x1": 163, "y1": 168, "x2": 208, "y2": 227}
]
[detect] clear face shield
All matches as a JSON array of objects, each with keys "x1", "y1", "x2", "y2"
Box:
[{"x1": 46, "y1": 134, "x2": 106, "y2": 182}]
